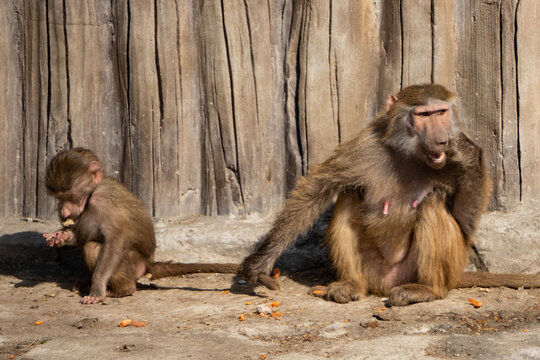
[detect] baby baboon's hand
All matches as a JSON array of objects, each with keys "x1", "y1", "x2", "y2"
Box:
[{"x1": 43, "y1": 230, "x2": 72, "y2": 247}]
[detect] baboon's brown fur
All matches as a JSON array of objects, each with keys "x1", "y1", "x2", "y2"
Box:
[
  {"x1": 44, "y1": 148, "x2": 240, "y2": 304},
  {"x1": 243, "y1": 84, "x2": 540, "y2": 305}
]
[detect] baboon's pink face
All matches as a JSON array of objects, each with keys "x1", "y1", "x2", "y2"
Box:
[{"x1": 410, "y1": 103, "x2": 451, "y2": 169}]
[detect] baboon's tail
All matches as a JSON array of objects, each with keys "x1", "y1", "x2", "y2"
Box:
[
  {"x1": 456, "y1": 271, "x2": 540, "y2": 289},
  {"x1": 146, "y1": 262, "x2": 241, "y2": 280}
]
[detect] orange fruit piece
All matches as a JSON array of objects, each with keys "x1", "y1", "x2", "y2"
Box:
[
  {"x1": 119, "y1": 319, "x2": 132, "y2": 327},
  {"x1": 468, "y1": 298, "x2": 483, "y2": 308}
]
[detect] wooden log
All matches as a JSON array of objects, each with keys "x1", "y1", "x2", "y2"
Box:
[
  {"x1": 454, "y1": 1, "x2": 503, "y2": 210},
  {"x1": 0, "y1": 0, "x2": 533, "y2": 218},
  {"x1": 199, "y1": 0, "x2": 244, "y2": 215},
  {"x1": 125, "y1": 0, "x2": 160, "y2": 213},
  {"x1": 153, "y1": 1, "x2": 203, "y2": 216},
  {"x1": 0, "y1": 0, "x2": 23, "y2": 217},
  {"x1": 377, "y1": 0, "x2": 402, "y2": 105},
  {"x1": 296, "y1": 0, "x2": 339, "y2": 170},
  {"x1": 401, "y1": 0, "x2": 432, "y2": 87},
  {"x1": 21, "y1": 0, "x2": 50, "y2": 218},
  {"x1": 432, "y1": 0, "x2": 456, "y2": 89},
  {"x1": 330, "y1": 1, "x2": 383, "y2": 139},
  {"x1": 517, "y1": 0, "x2": 540, "y2": 207},
  {"x1": 499, "y1": 0, "x2": 520, "y2": 208},
  {"x1": 64, "y1": 1, "x2": 124, "y2": 180}
]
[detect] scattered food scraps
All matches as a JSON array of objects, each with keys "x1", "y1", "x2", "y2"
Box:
[
  {"x1": 271, "y1": 302, "x2": 280, "y2": 307},
  {"x1": 245, "y1": 301, "x2": 252, "y2": 305},
  {"x1": 120, "y1": 319, "x2": 132, "y2": 327},
  {"x1": 239, "y1": 314, "x2": 246, "y2": 321},
  {"x1": 312, "y1": 290, "x2": 325, "y2": 296},
  {"x1": 468, "y1": 298, "x2": 483, "y2": 308},
  {"x1": 272, "y1": 268, "x2": 280, "y2": 279},
  {"x1": 34, "y1": 320, "x2": 43, "y2": 325},
  {"x1": 120, "y1": 318, "x2": 146, "y2": 327},
  {"x1": 377, "y1": 307, "x2": 388, "y2": 313},
  {"x1": 270, "y1": 312, "x2": 282, "y2": 318},
  {"x1": 222, "y1": 290, "x2": 230, "y2": 295}
]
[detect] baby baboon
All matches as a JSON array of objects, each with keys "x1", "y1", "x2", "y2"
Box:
[{"x1": 43, "y1": 148, "x2": 240, "y2": 304}]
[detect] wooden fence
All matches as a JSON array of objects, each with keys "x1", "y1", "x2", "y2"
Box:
[{"x1": 1, "y1": 0, "x2": 538, "y2": 219}]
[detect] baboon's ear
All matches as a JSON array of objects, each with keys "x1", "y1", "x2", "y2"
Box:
[
  {"x1": 386, "y1": 95, "x2": 398, "y2": 112},
  {"x1": 89, "y1": 161, "x2": 103, "y2": 185}
]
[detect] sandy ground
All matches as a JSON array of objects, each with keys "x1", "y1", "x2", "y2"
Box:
[{"x1": 0, "y1": 218, "x2": 539, "y2": 360}]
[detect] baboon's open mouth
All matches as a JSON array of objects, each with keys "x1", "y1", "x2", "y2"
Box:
[{"x1": 428, "y1": 152, "x2": 446, "y2": 164}]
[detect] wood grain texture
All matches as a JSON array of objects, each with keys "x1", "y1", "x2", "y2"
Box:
[
  {"x1": 153, "y1": 0, "x2": 204, "y2": 217},
  {"x1": 401, "y1": 0, "x2": 432, "y2": 87},
  {"x1": 499, "y1": 0, "x2": 520, "y2": 208},
  {"x1": 454, "y1": 0, "x2": 502, "y2": 209},
  {"x1": 297, "y1": 0, "x2": 339, "y2": 170},
  {"x1": 20, "y1": 0, "x2": 50, "y2": 218},
  {"x1": 432, "y1": 0, "x2": 456, "y2": 88},
  {"x1": 0, "y1": 0, "x2": 23, "y2": 216},
  {"x1": 64, "y1": 1, "x2": 124, "y2": 180},
  {"x1": 0, "y1": 0, "x2": 537, "y2": 218},
  {"x1": 376, "y1": 0, "x2": 402, "y2": 106},
  {"x1": 517, "y1": 0, "x2": 540, "y2": 207},
  {"x1": 330, "y1": 1, "x2": 383, "y2": 140}
]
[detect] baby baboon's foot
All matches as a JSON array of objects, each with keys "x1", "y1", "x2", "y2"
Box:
[
  {"x1": 108, "y1": 285, "x2": 136, "y2": 298},
  {"x1": 80, "y1": 295, "x2": 105, "y2": 305}
]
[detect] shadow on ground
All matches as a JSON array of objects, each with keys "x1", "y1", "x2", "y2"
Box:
[
  {"x1": 0, "y1": 212, "x2": 337, "y2": 300},
  {"x1": 0, "y1": 231, "x2": 86, "y2": 292}
]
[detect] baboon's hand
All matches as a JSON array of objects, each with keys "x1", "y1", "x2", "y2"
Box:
[
  {"x1": 256, "y1": 274, "x2": 280, "y2": 291},
  {"x1": 449, "y1": 132, "x2": 482, "y2": 168},
  {"x1": 242, "y1": 254, "x2": 280, "y2": 291}
]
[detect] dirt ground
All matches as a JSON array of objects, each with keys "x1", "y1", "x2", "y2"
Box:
[{"x1": 0, "y1": 219, "x2": 539, "y2": 360}]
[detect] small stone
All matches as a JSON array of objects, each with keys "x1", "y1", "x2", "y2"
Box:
[
  {"x1": 321, "y1": 321, "x2": 349, "y2": 338},
  {"x1": 256, "y1": 304, "x2": 272, "y2": 315}
]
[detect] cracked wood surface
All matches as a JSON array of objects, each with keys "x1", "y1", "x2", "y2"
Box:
[{"x1": 0, "y1": 0, "x2": 538, "y2": 219}]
